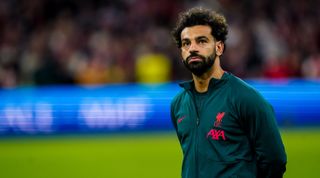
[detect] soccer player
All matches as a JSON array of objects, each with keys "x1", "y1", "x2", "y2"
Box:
[{"x1": 170, "y1": 7, "x2": 287, "y2": 178}]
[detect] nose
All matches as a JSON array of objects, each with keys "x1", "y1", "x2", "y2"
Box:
[{"x1": 188, "y1": 42, "x2": 199, "y2": 53}]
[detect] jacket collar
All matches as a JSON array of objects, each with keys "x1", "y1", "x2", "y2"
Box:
[{"x1": 179, "y1": 72, "x2": 230, "y2": 91}]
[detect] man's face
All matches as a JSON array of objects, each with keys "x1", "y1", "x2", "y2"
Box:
[{"x1": 180, "y1": 25, "x2": 216, "y2": 76}]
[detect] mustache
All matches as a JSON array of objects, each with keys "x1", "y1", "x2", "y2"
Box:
[{"x1": 186, "y1": 52, "x2": 206, "y2": 62}]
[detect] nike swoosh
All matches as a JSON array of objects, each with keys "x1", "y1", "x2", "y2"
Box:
[{"x1": 178, "y1": 116, "x2": 186, "y2": 124}]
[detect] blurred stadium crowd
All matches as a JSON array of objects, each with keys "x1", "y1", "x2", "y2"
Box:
[{"x1": 0, "y1": 0, "x2": 319, "y2": 88}]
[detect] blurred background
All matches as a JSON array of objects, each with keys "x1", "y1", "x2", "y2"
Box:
[
  {"x1": 0, "y1": 0, "x2": 319, "y2": 177},
  {"x1": 1, "y1": 0, "x2": 319, "y2": 87}
]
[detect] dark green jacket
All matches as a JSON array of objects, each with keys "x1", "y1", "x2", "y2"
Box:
[{"x1": 170, "y1": 72, "x2": 286, "y2": 178}]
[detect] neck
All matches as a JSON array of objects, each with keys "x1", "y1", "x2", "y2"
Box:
[{"x1": 192, "y1": 58, "x2": 224, "y2": 93}]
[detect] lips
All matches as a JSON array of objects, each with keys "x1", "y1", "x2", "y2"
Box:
[{"x1": 188, "y1": 57, "x2": 203, "y2": 64}]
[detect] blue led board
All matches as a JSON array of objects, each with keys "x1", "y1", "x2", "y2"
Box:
[{"x1": 0, "y1": 79, "x2": 319, "y2": 134}]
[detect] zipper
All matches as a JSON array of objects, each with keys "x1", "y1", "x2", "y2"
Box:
[{"x1": 188, "y1": 90, "x2": 200, "y2": 178}]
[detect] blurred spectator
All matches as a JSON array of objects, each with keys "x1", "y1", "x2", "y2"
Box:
[
  {"x1": 135, "y1": 25, "x2": 173, "y2": 84},
  {"x1": 302, "y1": 54, "x2": 320, "y2": 78},
  {"x1": 0, "y1": 0, "x2": 319, "y2": 88},
  {"x1": 135, "y1": 45, "x2": 172, "y2": 84}
]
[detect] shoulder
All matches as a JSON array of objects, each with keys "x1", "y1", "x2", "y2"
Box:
[
  {"x1": 228, "y1": 74, "x2": 257, "y2": 94},
  {"x1": 170, "y1": 89, "x2": 187, "y2": 110},
  {"x1": 229, "y1": 74, "x2": 263, "y2": 98},
  {"x1": 227, "y1": 75, "x2": 276, "y2": 126},
  {"x1": 228, "y1": 74, "x2": 271, "y2": 107}
]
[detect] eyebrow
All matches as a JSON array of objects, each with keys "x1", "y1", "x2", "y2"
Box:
[
  {"x1": 196, "y1": 36, "x2": 209, "y2": 40},
  {"x1": 181, "y1": 36, "x2": 209, "y2": 41}
]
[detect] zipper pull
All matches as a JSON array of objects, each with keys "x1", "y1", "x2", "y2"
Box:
[{"x1": 196, "y1": 117, "x2": 199, "y2": 126}]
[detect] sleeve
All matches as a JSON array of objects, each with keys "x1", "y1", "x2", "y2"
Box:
[
  {"x1": 170, "y1": 99, "x2": 178, "y2": 131},
  {"x1": 239, "y1": 90, "x2": 287, "y2": 178},
  {"x1": 170, "y1": 96, "x2": 183, "y2": 143}
]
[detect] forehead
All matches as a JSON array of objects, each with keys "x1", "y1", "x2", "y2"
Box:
[{"x1": 181, "y1": 25, "x2": 212, "y2": 40}]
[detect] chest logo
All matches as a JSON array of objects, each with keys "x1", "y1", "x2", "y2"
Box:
[
  {"x1": 207, "y1": 129, "x2": 226, "y2": 140},
  {"x1": 214, "y1": 112, "x2": 225, "y2": 127}
]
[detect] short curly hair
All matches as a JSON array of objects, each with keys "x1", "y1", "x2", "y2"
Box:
[{"x1": 172, "y1": 7, "x2": 228, "y2": 49}]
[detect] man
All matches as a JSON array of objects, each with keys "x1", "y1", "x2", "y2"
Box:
[{"x1": 170, "y1": 7, "x2": 287, "y2": 178}]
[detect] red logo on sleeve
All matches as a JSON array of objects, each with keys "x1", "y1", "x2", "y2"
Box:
[{"x1": 177, "y1": 116, "x2": 186, "y2": 124}]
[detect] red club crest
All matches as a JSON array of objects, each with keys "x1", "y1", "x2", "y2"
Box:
[{"x1": 214, "y1": 112, "x2": 225, "y2": 127}]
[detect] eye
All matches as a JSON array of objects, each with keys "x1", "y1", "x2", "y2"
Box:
[
  {"x1": 181, "y1": 41, "x2": 190, "y2": 48},
  {"x1": 198, "y1": 39, "x2": 207, "y2": 44}
]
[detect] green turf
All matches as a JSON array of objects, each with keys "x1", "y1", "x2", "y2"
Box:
[
  {"x1": 0, "y1": 132, "x2": 182, "y2": 178},
  {"x1": 0, "y1": 129, "x2": 319, "y2": 178},
  {"x1": 281, "y1": 128, "x2": 320, "y2": 178}
]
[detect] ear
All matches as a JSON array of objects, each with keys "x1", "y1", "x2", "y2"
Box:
[{"x1": 215, "y1": 41, "x2": 224, "y2": 56}]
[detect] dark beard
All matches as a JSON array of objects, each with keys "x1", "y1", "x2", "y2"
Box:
[{"x1": 183, "y1": 52, "x2": 216, "y2": 77}]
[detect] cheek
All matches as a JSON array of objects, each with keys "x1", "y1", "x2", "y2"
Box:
[
  {"x1": 204, "y1": 45, "x2": 215, "y2": 53},
  {"x1": 181, "y1": 50, "x2": 189, "y2": 60},
  {"x1": 205, "y1": 47, "x2": 216, "y2": 56}
]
